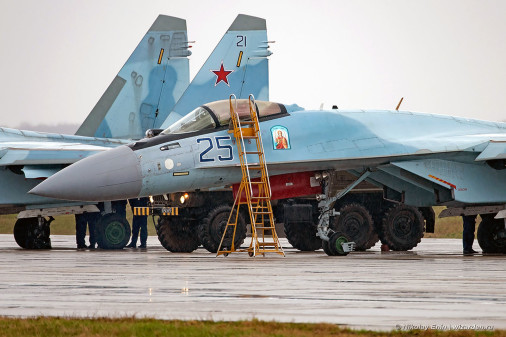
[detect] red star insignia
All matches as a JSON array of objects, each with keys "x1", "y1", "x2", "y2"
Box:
[{"x1": 211, "y1": 62, "x2": 233, "y2": 86}]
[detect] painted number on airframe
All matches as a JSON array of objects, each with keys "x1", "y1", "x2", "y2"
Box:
[
  {"x1": 197, "y1": 136, "x2": 233, "y2": 163},
  {"x1": 236, "y1": 35, "x2": 246, "y2": 47}
]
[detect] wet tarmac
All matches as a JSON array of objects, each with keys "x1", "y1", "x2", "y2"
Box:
[{"x1": 0, "y1": 234, "x2": 504, "y2": 331}]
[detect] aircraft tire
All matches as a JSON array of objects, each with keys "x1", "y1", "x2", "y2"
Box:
[
  {"x1": 156, "y1": 216, "x2": 200, "y2": 253},
  {"x1": 380, "y1": 205, "x2": 424, "y2": 251},
  {"x1": 95, "y1": 213, "x2": 130, "y2": 249},
  {"x1": 332, "y1": 203, "x2": 375, "y2": 251},
  {"x1": 322, "y1": 239, "x2": 335, "y2": 256},
  {"x1": 322, "y1": 232, "x2": 350, "y2": 256},
  {"x1": 198, "y1": 205, "x2": 246, "y2": 253},
  {"x1": 14, "y1": 217, "x2": 51, "y2": 249},
  {"x1": 477, "y1": 214, "x2": 506, "y2": 254},
  {"x1": 284, "y1": 221, "x2": 322, "y2": 251}
]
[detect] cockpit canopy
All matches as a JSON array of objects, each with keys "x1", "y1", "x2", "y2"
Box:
[{"x1": 161, "y1": 99, "x2": 287, "y2": 135}]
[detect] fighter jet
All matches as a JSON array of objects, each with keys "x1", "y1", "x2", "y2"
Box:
[
  {"x1": 32, "y1": 97, "x2": 506, "y2": 255},
  {"x1": 5, "y1": 14, "x2": 271, "y2": 249},
  {"x1": 0, "y1": 14, "x2": 191, "y2": 249}
]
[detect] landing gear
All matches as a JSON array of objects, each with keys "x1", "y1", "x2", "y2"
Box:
[
  {"x1": 198, "y1": 205, "x2": 246, "y2": 253},
  {"x1": 322, "y1": 232, "x2": 351, "y2": 256},
  {"x1": 380, "y1": 205, "x2": 424, "y2": 251},
  {"x1": 332, "y1": 203, "x2": 375, "y2": 251},
  {"x1": 477, "y1": 214, "x2": 506, "y2": 254},
  {"x1": 13, "y1": 216, "x2": 52, "y2": 249},
  {"x1": 156, "y1": 216, "x2": 200, "y2": 253},
  {"x1": 315, "y1": 171, "x2": 364, "y2": 256},
  {"x1": 95, "y1": 213, "x2": 130, "y2": 249}
]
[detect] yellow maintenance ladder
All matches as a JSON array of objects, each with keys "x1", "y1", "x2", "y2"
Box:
[{"x1": 216, "y1": 95, "x2": 284, "y2": 257}]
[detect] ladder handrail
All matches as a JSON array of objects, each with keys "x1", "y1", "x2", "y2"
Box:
[
  {"x1": 217, "y1": 94, "x2": 284, "y2": 257},
  {"x1": 229, "y1": 95, "x2": 254, "y2": 199},
  {"x1": 248, "y1": 94, "x2": 272, "y2": 198}
]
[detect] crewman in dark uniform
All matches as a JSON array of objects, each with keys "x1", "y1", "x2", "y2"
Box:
[
  {"x1": 75, "y1": 211, "x2": 98, "y2": 249},
  {"x1": 462, "y1": 214, "x2": 478, "y2": 255},
  {"x1": 126, "y1": 197, "x2": 149, "y2": 249},
  {"x1": 112, "y1": 200, "x2": 128, "y2": 218}
]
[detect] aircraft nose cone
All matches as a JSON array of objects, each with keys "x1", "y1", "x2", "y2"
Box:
[{"x1": 30, "y1": 145, "x2": 142, "y2": 201}]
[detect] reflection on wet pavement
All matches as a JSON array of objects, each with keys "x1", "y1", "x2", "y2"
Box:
[{"x1": 0, "y1": 235, "x2": 504, "y2": 331}]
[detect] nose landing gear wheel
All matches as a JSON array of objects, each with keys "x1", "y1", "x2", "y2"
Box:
[
  {"x1": 96, "y1": 214, "x2": 131, "y2": 249},
  {"x1": 322, "y1": 232, "x2": 350, "y2": 256}
]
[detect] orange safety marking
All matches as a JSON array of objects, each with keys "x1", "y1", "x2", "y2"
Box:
[
  {"x1": 134, "y1": 207, "x2": 150, "y2": 216},
  {"x1": 157, "y1": 49, "x2": 164, "y2": 64},
  {"x1": 236, "y1": 51, "x2": 243, "y2": 67},
  {"x1": 428, "y1": 174, "x2": 456, "y2": 189}
]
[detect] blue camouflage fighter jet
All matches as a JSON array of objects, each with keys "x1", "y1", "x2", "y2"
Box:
[
  {"x1": 32, "y1": 96, "x2": 506, "y2": 255},
  {"x1": 3, "y1": 14, "x2": 271, "y2": 249}
]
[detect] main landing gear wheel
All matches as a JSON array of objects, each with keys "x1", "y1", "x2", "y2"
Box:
[
  {"x1": 284, "y1": 221, "x2": 322, "y2": 251},
  {"x1": 380, "y1": 205, "x2": 424, "y2": 251},
  {"x1": 156, "y1": 216, "x2": 200, "y2": 253},
  {"x1": 477, "y1": 214, "x2": 506, "y2": 254},
  {"x1": 322, "y1": 232, "x2": 350, "y2": 256},
  {"x1": 198, "y1": 205, "x2": 246, "y2": 253},
  {"x1": 13, "y1": 217, "x2": 52, "y2": 249},
  {"x1": 96, "y1": 213, "x2": 131, "y2": 249},
  {"x1": 332, "y1": 203, "x2": 375, "y2": 251}
]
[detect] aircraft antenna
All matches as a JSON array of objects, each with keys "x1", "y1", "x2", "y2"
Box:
[{"x1": 395, "y1": 97, "x2": 404, "y2": 111}]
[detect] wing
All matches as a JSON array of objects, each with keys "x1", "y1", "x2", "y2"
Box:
[
  {"x1": 0, "y1": 127, "x2": 128, "y2": 178},
  {"x1": 0, "y1": 142, "x2": 111, "y2": 166}
]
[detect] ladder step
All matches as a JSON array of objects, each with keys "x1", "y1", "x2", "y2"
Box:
[{"x1": 217, "y1": 98, "x2": 285, "y2": 257}]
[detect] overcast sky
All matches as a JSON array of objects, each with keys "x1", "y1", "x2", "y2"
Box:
[{"x1": 1, "y1": 0, "x2": 505, "y2": 129}]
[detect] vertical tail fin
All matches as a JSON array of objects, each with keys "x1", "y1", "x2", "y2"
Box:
[
  {"x1": 158, "y1": 14, "x2": 271, "y2": 129},
  {"x1": 75, "y1": 15, "x2": 191, "y2": 140}
]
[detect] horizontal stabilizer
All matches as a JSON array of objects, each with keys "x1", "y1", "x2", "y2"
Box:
[{"x1": 475, "y1": 141, "x2": 506, "y2": 161}]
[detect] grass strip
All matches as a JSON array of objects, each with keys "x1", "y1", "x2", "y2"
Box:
[{"x1": 0, "y1": 317, "x2": 503, "y2": 337}]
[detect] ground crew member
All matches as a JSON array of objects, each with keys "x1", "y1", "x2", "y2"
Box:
[
  {"x1": 126, "y1": 197, "x2": 149, "y2": 249},
  {"x1": 112, "y1": 200, "x2": 128, "y2": 218},
  {"x1": 462, "y1": 214, "x2": 478, "y2": 255},
  {"x1": 75, "y1": 211, "x2": 98, "y2": 249}
]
